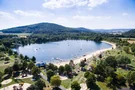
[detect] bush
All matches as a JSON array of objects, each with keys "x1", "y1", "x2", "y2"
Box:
[{"x1": 71, "y1": 81, "x2": 81, "y2": 90}]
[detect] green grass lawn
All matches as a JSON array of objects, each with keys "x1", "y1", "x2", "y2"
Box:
[
  {"x1": 61, "y1": 72, "x2": 85, "y2": 88},
  {"x1": 0, "y1": 78, "x2": 33, "y2": 89},
  {"x1": 96, "y1": 81, "x2": 113, "y2": 90},
  {"x1": 0, "y1": 54, "x2": 15, "y2": 73}
]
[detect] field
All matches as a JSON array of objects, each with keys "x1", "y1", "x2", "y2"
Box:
[
  {"x1": 121, "y1": 38, "x2": 135, "y2": 44},
  {"x1": 0, "y1": 55, "x2": 15, "y2": 73}
]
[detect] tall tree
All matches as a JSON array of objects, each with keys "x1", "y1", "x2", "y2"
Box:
[
  {"x1": 31, "y1": 56, "x2": 36, "y2": 63},
  {"x1": 46, "y1": 69, "x2": 55, "y2": 81},
  {"x1": 58, "y1": 66, "x2": 65, "y2": 75},
  {"x1": 35, "y1": 79, "x2": 46, "y2": 90},
  {"x1": 51, "y1": 75, "x2": 61, "y2": 88},
  {"x1": 71, "y1": 81, "x2": 81, "y2": 90},
  {"x1": 31, "y1": 66, "x2": 40, "y2": 79}
]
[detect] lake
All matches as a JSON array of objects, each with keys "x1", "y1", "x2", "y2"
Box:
[{"x1": 14, "y1": 40, "x2": 112, "y2": 63}]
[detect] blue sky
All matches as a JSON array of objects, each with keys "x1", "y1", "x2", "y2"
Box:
[{"x1": 0, "y1": 0, "x2": 135, "y2": 29}]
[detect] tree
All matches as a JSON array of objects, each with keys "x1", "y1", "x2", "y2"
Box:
[
  {"x1": 80, "y1": 60, "x2": 86, "y2": 67},
  {"x1": 22, "y1": 61, "x2": 28, "y2": 70},
  {"x1": 12, "y1": 62, "x2": 20, "y2": 71},
  {"x1": 106, "y1": 76, "x2": 113, "y2": 87},
  {"x1": 58, "y1": 66, "x2": 65, "y2": 75},
  {"x1": 46, "y1": 69, "x2": 55, "y2": 81},
  {"x1": 71, "y1": 81, "x2": 81, "y2": 90},
  {"x1": 86, "y1": 74, "x2": 96, "y2": 90},
  {"x1": 131, "y1": 44, "x2": 135, "y2": 53},
  {"x1": 24, "y1": 55, "x2": 29, "y2": 60},
  {"x1": 94, "y1": 64, "x2": 106, "y2": 77},
  {"x1": 28, "y1": 61, "x2": 35, "y2": 70},
  {"x1": 27, "y1": 85, "x2": 39, "y2": 90},
  {"x1": 84, "y1": 71, "x2": 90, "y2": 78},
  {"x1": 46, "y1": 63, "x2": 58, "y2": 71},
  {"x1": 104, "y1": 56, "x2": 117, "y2": 68},
  {"x1": 4, "y1": 67, "x2": 12, "y2": 75},
  {"x1": 20, "y1": 54, "x2": 24, "y2": 59},
  {"x1": 127, "y1": 71, "x2": 135, "y2": 86},
  {"x1": 105, "y1": 66, "x2": 115, "y2": 77},
  {"x1": 65, "y1": 64, "x2": 72, "y2": 74},
  {"x1": 123, "y1": 46, "x2": 130, "y2": 53},
  {"x1": 31, "y1": 56, "x2": 36, "y2": 63},
  {"x1": 94, "y1": 36, "x2": 102, "y2": 41},
  {"x1": 116, "y1": 55, "x2": 131, "y2": 67},
  {"x1": 5, "y1": 57, "x2": 10, "y2": 61},
  {"x1": 8, "y1": 49, "x2": 13, "y2": 55},
  {"x1": 31, "y1": 66, "x2": 40, "y2": 79},
  {"x1": 51, "y1": 75, "x2": 61, "y2": 88},
  {"x1": 35, "y1": 79, "x2": 46, "y2": 90},
  {"x1": 116, "y1": 73, "x2": 126, "y2": 85}
]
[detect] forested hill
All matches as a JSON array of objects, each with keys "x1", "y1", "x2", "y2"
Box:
[
  {"x1": 1, "y1": 23, "x2": 94, "y2": 34},
  {"x1": 123, "y1": 29, "x2": 135, "y2": 37}
]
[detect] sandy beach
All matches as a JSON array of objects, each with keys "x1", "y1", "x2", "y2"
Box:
[{"x1": 53, "y1": 41, "x2": 116, "y2": 67}]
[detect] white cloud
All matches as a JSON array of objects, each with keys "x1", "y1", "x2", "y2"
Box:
[
  {"x1": 14, "y1": 10, "x2": 42, "y2": 17},
  {"x1": 42, "y1": 0, "x2": 108, "y2": 9},
  {"x1": 0, "y1": 11, "x2": 14, "y2": 19},
  {"x1": 122, "y1": 13, "x2": 128, "y2": 16},
  {"x1": 73, "y1": 15, "x2": 111, "y2": 20},
  {"x1": 88, "y1": 0, "x2": 108, "y2": 8}
]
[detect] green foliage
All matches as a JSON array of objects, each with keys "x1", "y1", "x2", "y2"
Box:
[
  {"x1": 86, "y1": 73, "x2": 96, "y2": 89},
  {"x1": 31, "y1": 56, "x2": 36, "y2": 63},
  {"x1": 35, "y1": 79, "x2": 46, "y2": 90},
  {"x1": 5, "y1": 57, "x2": 10, "y2": 61},
  {"x1": 27, "y1": 85, "x2": 40, "y2": 90},
  {"x1": 127, "y1": 71, "x2": 135, "y2": 86},
  {"x1": 123, "y1": 29, "x2": 135, "y2": 38},
  {"x1": 4, "y1": 67, "x2": 12, "y2": 75},
  {"x1": 65, "y1": 64, "x2": 72, "y2": 73},
  {"x1": 50, "y1": 75, "x2": 61, "y2": 87},
  {"x1": 46, "y1": 63, "x2": 58, "y2": 71},
  {"x1": 105, "y1": 66, "x2": 115, "y2": 77},
  {"x1": 24, "y1": 55, "x2": 29, "y2": 60},
  {"x1": 116, "y1": 55, "x2": 131, "y2": 66},
  {"x1": 105, "y1": 76, "x2": 113, "y2": 87},
  {"x1": 116, "y1": 73, "x2": 126, "y2": 85},
  {"x1": 22, "y1": 61, "x2": 28, "y2": 70},
  {"x1": 94, "y1": 36, "x2": 103, "y2": 41},
  {"x1": 94, "y1": 64, "x2": 106, "y2": 77},
  {"x1": 123, "y1": 46, "x2": 130, "y2": 53},
  {"x1": 104, "y1": 56, "x2": 117, "y2": 68},
  {"x1": 58, "y1": 65, "x2": 65, "y2": 75},
  {"x1": 20, "y1": 54, "x2": 24, "y2": 59},
  {"x1": 84, "y1": 71, "x2": 90, "y2": 78},
  {"x1": 71, "y1": 81, "x2": 81, "y2": 90},
  {"x1": 46, "y1": 69, "x2": 55, "y2": 81},
  {"x1": 12, "y1": 62, "x2": 20, "y2": 71},
  {"x1": 31, "y1": 66, "x2": 40, "y2": 79},
  {"x1": 28, "y1": 61, "x2": 35, "y2": 69}
]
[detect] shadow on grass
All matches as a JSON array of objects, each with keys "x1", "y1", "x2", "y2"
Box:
[
  {"x1": 13, "y1": 79, "x2": 24, "y2": 83},
  {"x1": 88, "y1": 83, "x2": 100, "y2": 90}
]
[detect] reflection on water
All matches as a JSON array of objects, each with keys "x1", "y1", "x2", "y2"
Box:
[{"x1": 14, "y1": 40, "x2": 112, "y2": 63}]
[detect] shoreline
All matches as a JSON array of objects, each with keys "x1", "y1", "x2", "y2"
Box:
[{"x1": 53, "y1": 41, "x2": 116, "y2": 67}]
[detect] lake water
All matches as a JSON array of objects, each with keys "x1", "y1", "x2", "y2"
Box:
[{"x1": 14, "y1": 40, "x2": 112, "y2": 63}]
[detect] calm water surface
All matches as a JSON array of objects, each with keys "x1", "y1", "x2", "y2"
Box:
[{"x1": 14, "y1": 40, "x2": 112, "y2": 63}]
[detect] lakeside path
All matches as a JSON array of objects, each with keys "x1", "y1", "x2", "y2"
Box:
[{"x1": 54, "y1": 41, "x2": 116, "y2": 67}]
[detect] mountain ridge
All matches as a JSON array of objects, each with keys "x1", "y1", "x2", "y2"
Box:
[{"x1": 1, "y1": 22, "x2": 94, "y2": 34}]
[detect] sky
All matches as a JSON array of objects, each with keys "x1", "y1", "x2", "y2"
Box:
[{"x1": 0, "y1": 0, "x2": 135, "y2": 29}]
